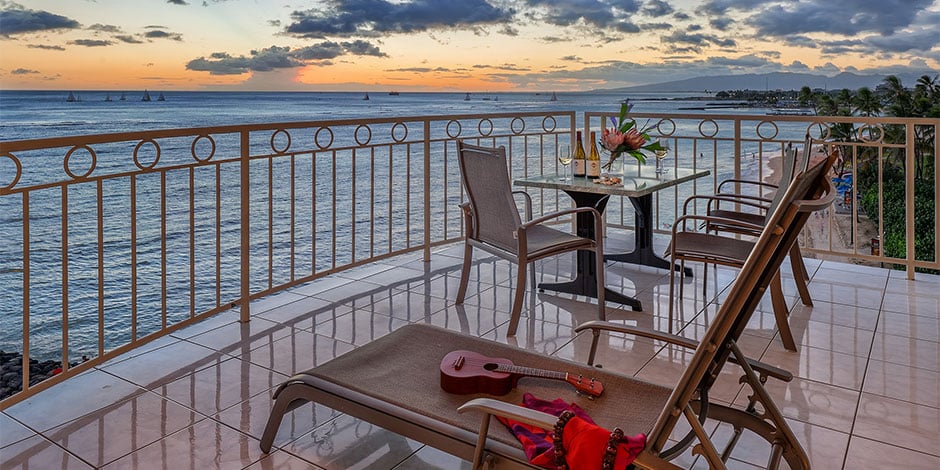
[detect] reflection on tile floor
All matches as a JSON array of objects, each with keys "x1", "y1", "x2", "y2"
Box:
[{"x1": 3, "y1": 240, "x2": 939, "y2": 469}]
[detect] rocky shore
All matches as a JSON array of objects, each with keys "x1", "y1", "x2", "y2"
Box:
[{"x1": 0, "y1": 351, "x2": 79, "y2": 400}]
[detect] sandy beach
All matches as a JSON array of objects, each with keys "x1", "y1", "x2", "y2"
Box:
[{"x1": 763, "y1": 150, "x2": 880, "y2": 265}]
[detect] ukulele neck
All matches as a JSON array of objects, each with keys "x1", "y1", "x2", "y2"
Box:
[{"x1": 494, "y1": 363, "x2": 567, "y2": 381}]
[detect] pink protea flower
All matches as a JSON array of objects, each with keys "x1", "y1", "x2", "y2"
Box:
[
  {"x1": 622, "y1": 128, "x2": 647, "y2": 150},
  {"x1": 600, "y1": 127, "x2": 625, "y2": 151}
]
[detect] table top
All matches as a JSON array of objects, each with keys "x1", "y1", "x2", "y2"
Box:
[{"x1": 514, "y1": 167, "x2": 710, "y2": 198}]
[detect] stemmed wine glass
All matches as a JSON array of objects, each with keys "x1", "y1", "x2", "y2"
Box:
[
  {"x1": 655, "y1": 147, "x2": 669, "y2": 174},
  {"x1": 558, "y1": 145, "x2": 572, "y2": 181}
]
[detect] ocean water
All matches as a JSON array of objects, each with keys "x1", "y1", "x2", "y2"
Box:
[{"x1": 1, "y1": 90, "x2": 788, "y2": 359}]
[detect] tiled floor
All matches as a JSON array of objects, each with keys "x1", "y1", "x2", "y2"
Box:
[{"x1": 2, "y1": 236, "x2": 939, "y2": 469}]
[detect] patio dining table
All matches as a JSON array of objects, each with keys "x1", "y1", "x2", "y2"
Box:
[{"x1": 514, "y1": 166, "x2": 709, "y2": 311}]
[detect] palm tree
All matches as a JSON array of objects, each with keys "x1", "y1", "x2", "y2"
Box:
[{"x1": 852, "y1": 87, "x2": 881, "y2": 117}]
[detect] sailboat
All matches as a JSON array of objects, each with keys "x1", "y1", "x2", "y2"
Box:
[
  {"x1": 464, "y1": 92, "x2": 471, "y2": 101},
  {"x1": 550, "y1": 91, "x2": 558, "y2": 101},
  {"x1": 66, "y1": 92, "x2": 77, "y2": 102},
  {"x1": 142, "y1": 90, "x2": 151, "y2": 102},
  {"x1": 157, "y1": 92, "x2": 166, "y2": 101},
  {"x1": 363, "y1": 93, "x2": 370, "y2": 100},
  {"x1": 119, "y1": 92, "x2": 127, "y2": 101},
  {"x1": 105, "y1": 93, "x2": 113, "y2": 102}
]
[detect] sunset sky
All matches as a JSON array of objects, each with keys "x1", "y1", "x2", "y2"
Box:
[{"x1": 1, "y1": 0, "x2": 938, "y2": 92}]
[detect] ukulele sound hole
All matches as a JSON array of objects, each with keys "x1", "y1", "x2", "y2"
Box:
[{"x1": 483, "y1": 363, "x2": 499, "y2": 371}]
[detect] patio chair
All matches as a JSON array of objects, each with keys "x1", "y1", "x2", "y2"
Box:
[
  {"x1": 666, "y1": 138, "x2": 837, "y2": 350},
  {"x1": 454, "y1": 140, "x2": 606, "y2": 336},
  {"x1": 258, "y1": 152, "x2": 837, "y2": 469}
]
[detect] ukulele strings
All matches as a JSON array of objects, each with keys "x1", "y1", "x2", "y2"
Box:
[{"x1": 453, "y1": 357, "x2": 569, "y2": 380}]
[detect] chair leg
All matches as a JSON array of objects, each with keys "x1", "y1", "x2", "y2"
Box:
[
  {"x1": 668, "y1": 258, "x2": 677, "y2": 332},
  {"x1": 771, "y1": 271, "x2": 797, "y2": 351},
  {"x1": 789, "y1": 245, "x2": 813, "y2": 307},
  {"x1": 456, "y1": 242, "x2": 473, "y2": 304},
  {"x1": 507, "y1": 261, "x2": 528, "y2": 336},
  {"x1": 595, "y1": 247, "x2": 606, "y2": 321}
]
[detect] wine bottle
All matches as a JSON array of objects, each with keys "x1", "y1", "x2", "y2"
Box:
[
  {"x1": 572, "y1": 131, "x2": 586, "y2": 177},
  {"x1": 587, "y1": 131, "x2": 601, "y2": 178}
]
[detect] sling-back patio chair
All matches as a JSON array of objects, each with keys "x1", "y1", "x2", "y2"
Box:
[
  {"x1": 454, "y1": 140, "x2": 606, "y2": 336},
  {"x1": 259, "y1": 152, "x2": 836, "y2": 469},
  {"x1": 665, "y1": 137, "x2": 836, "y2": 350}
]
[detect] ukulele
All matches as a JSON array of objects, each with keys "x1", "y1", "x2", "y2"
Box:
[{"x1": 439, "y1": 350, "x2": 604, "y2": 397}]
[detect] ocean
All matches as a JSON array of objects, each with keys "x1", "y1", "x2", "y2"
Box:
[{"x1": 1, "y1": 90, "x2": 784, "y2": 359}]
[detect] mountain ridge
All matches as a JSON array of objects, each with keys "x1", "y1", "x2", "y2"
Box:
[{"x1": 600, "y1": 71, "x2": 936, "y2": 93}]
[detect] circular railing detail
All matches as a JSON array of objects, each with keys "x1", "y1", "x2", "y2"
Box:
[
  {"x1": 0, "y1": 152, "x2": 22, "y2": 191},
  {"x1": 270, "y1": 129, "x2": 291, "y2": 154},
  {"x1": 756, "y1": 120, "x2": 779, "y2": 140},
  {"x1": 857, "y1": 124, "x2": 884, "y2": 143},
  {"x1": 391, "y1": 122, "x2": 408, "y2": 143},
  {"x1": 478, "y1": 118, "x2": 493, "y2": 136},
  {"x1": 191, "y1": 135, "x2": 216, "y2": 163},
  {"x1": 541, "y1": 116, "x2": 557, "y2": 133},
  {"x1": 510, "y1": 117, "x2": 526, "y2": 135},
  {"x1": 446, "y1": 120, "x2": 462, "y2": 138},
  {"x1": 64, "y1": 145, "x2": 97, "y2": 179},
  {"x1": 132, "y1": 139, "x2": 162, "y2": 169},
  {"x1": 314, "y1": 127, "x2": 334, "y2": 149},
  {"x1": 697, "y1": 119, "x2": 719, "y2": 138},
  {"x1": 354, "y1": 124, "x2": 373, "y2": 146},
  {"x1": 656, "y1": 118, "x2": 676, "y2": 137}
]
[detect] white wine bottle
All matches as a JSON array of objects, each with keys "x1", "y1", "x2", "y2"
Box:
[
  {"x1": 572, "y1": 131, "x2": 586, "y2": 177},
  {"x1": 587, "y1": 131, "x2": 601, "y2": 178}
]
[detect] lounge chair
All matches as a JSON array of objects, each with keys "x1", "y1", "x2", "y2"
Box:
[
  {"x1": 259, "y1": 152, "x2": 836, "y2": 469},
  {"x1": 454, "y1": 140, "x2": 606, "y2": 336}
]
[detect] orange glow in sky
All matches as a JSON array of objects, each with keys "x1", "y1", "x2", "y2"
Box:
[{"x1": 1, "y1": 0, "x2": 938, "y2": 92}]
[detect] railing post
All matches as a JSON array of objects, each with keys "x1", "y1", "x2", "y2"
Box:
[
  {"x1": 424, "y1": 119, "x2": 431, "y2": 262},
  {"x1": 733, "y1": 119, "x2": 742, "y2": 194},
  {"x1": 905, "y1": 123, "x2": 916, "y2": 279},
  {"x1": 240, "y1": 130, "x2": 251, "y2": 321}
]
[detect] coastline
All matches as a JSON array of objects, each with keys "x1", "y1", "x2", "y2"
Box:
[{"x1": 763, "y1": 151, "x2": 879, "y2": 265}]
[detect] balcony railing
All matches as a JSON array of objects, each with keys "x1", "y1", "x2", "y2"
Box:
[{"x1": 1, "y1": 111, "x2": 936, "y2": 407}]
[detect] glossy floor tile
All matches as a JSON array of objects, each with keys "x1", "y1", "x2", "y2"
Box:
[{"x1": 2, "y1": 238, "x2": 939, "y2": 469}]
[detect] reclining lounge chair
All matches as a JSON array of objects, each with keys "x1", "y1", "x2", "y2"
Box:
[{"x1": 259, "y1": 151, "x2": 837, "y2": 469}]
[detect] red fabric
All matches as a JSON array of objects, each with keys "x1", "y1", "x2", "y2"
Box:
[{"x1": 496, "y1": 393, "x2": 646, "y2": 469}]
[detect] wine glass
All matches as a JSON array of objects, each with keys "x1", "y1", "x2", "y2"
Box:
[
  {"x1": 655, "y1": 147, "x2": 669, "y2": 174},
  {"x1": 558, "y1": 145, "x2": 572, "y2": 181}
]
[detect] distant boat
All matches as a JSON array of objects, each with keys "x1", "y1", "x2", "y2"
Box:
[
  {"x1": 66, "y1": 92, "x2": 77, "y2": 102},
  {"x1": 767, "y1": 108, "x2": 811, "y2": 116},
  {"x1": 157, "y1": 92, "x2": 166, "y2": 101},
  {"x1": 363, "y1": 93, "x2": 370, "y2": 100},
  {"x1": 119, "y1": 92, "x2": 127, "y2": 101},
  {"x1": 388, "y1": 91, "x2": 399, "y2": 96},
  {"x1": 105, "y1": 93, "x2": 113, "y2": 102},
  {"x1": 550, "y1": 91, "x2": 558, "y2": 101},
  {"x1": 142, "y1": 90, "x2": 151, "y2": 102},
  {"x1": 464, "y1": 92, "x2": 471, "y2": 101}
]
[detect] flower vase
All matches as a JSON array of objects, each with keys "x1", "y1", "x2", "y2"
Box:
[{"x1": 603, "y1": 152, "x2": 624, "y2": 179}]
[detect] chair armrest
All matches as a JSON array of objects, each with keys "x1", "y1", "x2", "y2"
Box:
[
  {"x1": 717, "y1": 179, "x2": 778, "y2": 195},
  {"x1": 522, "y1": 206, "x2": 597, "y2": 227},
  {"x1": 795, "y1": 178, "x2": 837, "y2": 213},
  {"x1": 672, "y1": 213, "x2": 764, "y2": 235},
  {"x1": 575, "y1": 320, "x2": 698, "y2": 349},
  {"x1": 573, "y1": 321, "x2": 792, "y2": 382},
  {"x1": 457, "y1": 397, "x2": 557, "y2": 429},
  {"x1": 682, "y1": 194, "x2": 770, "y2": 216},
  {"x1": 511, "y1": 190, "x2": 533, "y2": 222}
]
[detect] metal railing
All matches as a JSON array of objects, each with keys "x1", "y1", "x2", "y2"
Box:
[{"x1": 1, "y1": 111, "x2": 936, "y2": 407}]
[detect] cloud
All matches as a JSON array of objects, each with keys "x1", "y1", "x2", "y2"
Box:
[
  {"x1": 144, "y1": 29, "x2": 183, "y2": 41},
  {"x1": 115, "y1": 35, "x2": 144, "y2": 44},
  {"x1": 187, "y1": 42, "x2": 388, "y2": 75},
  {"x1": 0, "y1": 6, "x2": 80, "y2": 35},
  {"x1": 70, "y1": 39, "x2": 113, "y2": 47},
  {"x1": 744, "y1": 0, "x2": 934, "y2": 36},
  {"x1": 661, "y1": 30, "x2": 737, "y2": 53},
  {"x1": 11, "y1": 67, "x2": 38, "y2": 74},
  {"x1": 642, "y1": 0, "x2": 673, "y2": 17},
  {"x1": 167, "y1": 0, "x2": 189, "y2": 5},
  {"x1": 285, "y1": 0, "x2": 512, "y2": 38},
  {"x1": 27, "y1": 43, "x2": 65, "y2": 50},
  {"x1": 88, "y1": 23, "x2": 122, "y2": 33}
]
